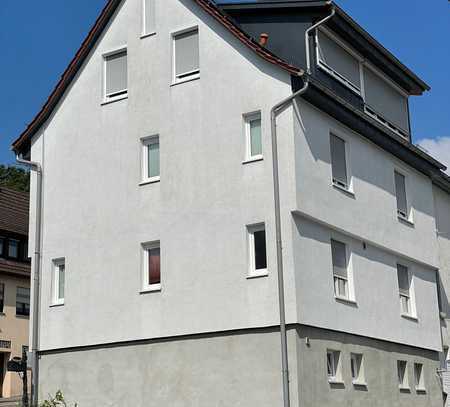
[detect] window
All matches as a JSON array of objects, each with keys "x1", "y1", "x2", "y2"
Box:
[
  {"x1": 104, "y1": 49, "x2": 127, "y2": 101},
  {"x1": 397, "y1": 264, "x2": 412, "y2": 316},
  {"x1": 350, "y1": 353, "x2": 365, "y2": 385},
  {"x1": 8, "y1": 239, "x2": 19, "y2": 259},
  {"x1": 327, "y1": 350, "x2": 341, "y2": 382},
  {"x1": 394, "y1": 171, "x2": 408, "y2": 220},
  {"x1": 316, "y1": 30, "x2": 361, "y2": 94},
  {"x1": 330, "y1": 134, "x2": 348, "y2": 190},
  {"x1": 142, "y1": 242, "x2": 161, "y2": 292},
  {"x1": 0, "y1": 237, "x2": 4, "y2": 257},
  {"x1": 52, "y1": 259, "x2": 65, "y2": 305},
  {"x1": 397, "y1": 360, "x2": 408, "y2": 389},
  {"x1": 173, "y1": 28, "x2": 199, "y2": 83},
  {"x1": 414, "y1": 363, "x2": 425, "y2": 391},
  {"x1": 0, "y1": 283, "x2": 4, "y2": 313},
  {"x1": 142, "y1": 0, "x2": 155, "y2": 36},
  {"x1": 331, "y1": 239, "x2": 348, "y2": 299},
  {"x1": 244, "y1": 112, "x2": 262, "y2": 161},
  {"x1": 247, "y1": 224, "x2": 267, "y2": 277},
  {"x1": 141, "y1": 136, "x2": 160, "y2": 183},
  {"x1": 16, "y1": 287, "x2": 30, "y2": 317}
]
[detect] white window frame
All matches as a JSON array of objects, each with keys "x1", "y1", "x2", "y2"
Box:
[
  {"x1": 398, "y1": 360, "x2": 409, "y2": 390},
  {"x1": 140, "y1": 135, "x2": 160, "y2": 185},
  {"x1": 414, "y1": 362, "x2": 425, "y2": 392},
  {"x1": 397, "y1": 263, "x2": 417, "y2": 319},
  {"x1": 141, "y1": 0, "x2": 156, "y2": 38},
  {"x1": 247, "y1": 223, "x2": 268, "y2": 278},
  {"x1": 393, "y1": 168, "x2": 414, "y2": 225},
  {"x1": 350, "y1": 353, "x2": 366, "y2": 386},
  {"x1": 331, "y1": 236, "x2": 355, "y2": 303},
  {"x1": 171, "y1": 27, "x2": 200, "y2": 85},
  {"x1": 51, "y1": 258, "x2": 65, "y2": 306},
  {"x1": 243, "y1": 111, "x2": 263, "y2": 163},
  {"x1": 327, "y1": 350, "x2": 342, "y2": 383},
  {"x1": 141, "y1": 241, "x2": 161, "y2": 293},
  {"x1": 329, "y1": 129, "x2": 354, "y2": 195},
  {"x1": 102, "y1": 46, "x2": 128, "y2": 104}
]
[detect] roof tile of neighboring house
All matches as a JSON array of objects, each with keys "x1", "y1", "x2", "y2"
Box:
[{"x1": 0, "y1": 187, "x2": 29, "y2": 236}]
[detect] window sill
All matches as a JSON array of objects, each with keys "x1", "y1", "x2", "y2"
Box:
[
  {"x1": 140, "y1": 32, "x2": 156, "y2": 39},
  {"x1": 332, "y1": 183, "x2": 355, "y2": 198},
  {"x1": 171, "y1": 75, "x2": 200, "y2": 87},
  {"x1": 15, "y1": 314, "x2": 30, "y2": 319},
  {"x1": 352, "y1": 380, "x2": 368, "y2": 387},
  {"x1": 328, "y1": 379, "x2": 345, "y2": 385},
  {"x1": 101, "y1": 94, "x2": 128, "y2": 105},
  {"x1": 335, "y1": 296, "x2": 358, "y2": 307},
  {"x1": 139, "y1": 177, "x2": 160, "y2": 186},
  {"x1": 399, "y1": 386, "x2": 411, "y2": 392},
  {"x1": 140, "y1": 284, "x2": 162, "y2": 294},
  {"x1": 247, "y1": 271, "x2": 269, "y2": 280},
  {"x1": 415, "y1": 387, "x2": 426, "y2": 394},
  {"x1": 398, "y1": 216, "x2": 415, "y2": 228},
  {"x1": 50, "y1": 302, "x2": 65, "y2": 308},
  {"x1": 242, "y1": 156, "x2": 264, "y2": 165},
  {"x1": 401, "y1": 313, "x2": 419, "y2": 322}
]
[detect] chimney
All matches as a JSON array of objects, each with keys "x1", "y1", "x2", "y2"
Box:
[{"x1": 259, "y1": 33, "x2": 269, "y2": 47}]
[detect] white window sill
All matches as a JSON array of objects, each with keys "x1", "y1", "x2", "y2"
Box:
[
  {"x1": 50, "y1": 302, "x2": 65, "y2": 308},
  {"x1": 247, "y1": 271, "x2": 269, "y2": 280},
  {"x1": 415, "y1": 387, "x2": 426, "y2": 393},
  {"x1": 399, "y1": 385, "x2": 411, "y2": 392},
  {"x1": 140, "y1": 32, "x2": 156, "y2": 39},
  {"x1": 401, "y1": 313, "x2": 419, "y2": 322},
  {"x1": 328, "y1": 379, "x2": 344, "y2": 385},
  {"x1": 334, "y1": 296, "x2": 357, "y2": 306},
  {"x1": 140, "y1": 284, "x2": 161, "y2": 294},
  {"x1": 332, "y1": 182, "x2": 355, "y2": 198},
  {"x1": 139, "y1": 177, "x2": 160, "y2": 186},
  {"x1": 101, "y1": 94, "x2": 128, "y2": 105},
  {"x1": 171, "y1": 74, "x2": 200, "y2": 87},
  {"x1": 398, "y1": 215, "x2": 415, "y2": 227},
  {"x1": 352, "y1": 380, "x2": 367, "y2": 387},
  {"x1": 242, "y1": 156, "x2": 264, "y2": 165}
]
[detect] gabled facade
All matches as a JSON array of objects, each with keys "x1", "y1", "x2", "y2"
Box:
[{"x1": 12, "y1": 0, "x2": 450, "y2": 406}]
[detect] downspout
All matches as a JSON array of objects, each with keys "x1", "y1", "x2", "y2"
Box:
[
  {"x1": 16, "y1": 154, "x2": 42, "y2": 407},
  {"x1": 270, "y1": 6, "x2": 335, "y2": 407}
]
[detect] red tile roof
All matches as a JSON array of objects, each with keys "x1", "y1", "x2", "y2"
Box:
[{"x1": 0, "y1": 187, "x2": 29, "y2": 236}]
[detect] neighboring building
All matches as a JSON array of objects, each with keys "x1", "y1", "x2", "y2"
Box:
[
  {"x1": 10, "y1": 0, "x2": 450, "y2": 406},
  {"x1": 0, "y1": 187, "x2": 30, "y2": 402}
]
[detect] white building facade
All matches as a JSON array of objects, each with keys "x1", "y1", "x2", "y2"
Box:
[{"x1": 12, "y1": 0, "x2": 450, "y2": 406}]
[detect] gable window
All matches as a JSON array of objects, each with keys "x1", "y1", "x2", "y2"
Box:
[
  {"x1": 173, "y1": 28, "x2": 199, "y2": 84},
  {"x1": 104, "y1": 49, "x2": 127, "y2": 102},
  {"x1": 397, "y1": 360, "x2": 409, "y2": 389},
  {"x1": 141, "y1": 242, "x2": 161, "y2": 292},
  {"x1": 247, "y1": 224, "x2": 267, "y2": 277},
  {"x1": 351, "y1": 353, "x2": 365, "y2": 385},
  {"x1": 16, "y1": 287, "x2": 30, "y2": 317},
  {"x1": 52, "y1": 259, "x2": 65, "y2": 305},
  {"x1": 0, "y1": 283, "x2": 4, "y2": 313},
  {"x1": 327, "y1": 350, "x2": 341, "y2": 382},
  {"x1": 8, "y1": 239, "x2": 19, "y2": 259},
  {"x1": 414, "y1": 363, "x2": 425, "y2": 391},
  {"x1": 142, "y1": 0, "x2": 155, "y2": 37},
  {"x1": 397, "y1": 264, "x2": 413, "y2": 317},
  {"x1": 316, "y1": 29, "x2": 361, "y2": 94},
  {"x1": 244, "y1": 112, "x2": 263, "y2": 161},
  {"x1": 331, "y1": 239, "x2": 349, "y2": 300},
  {"x1": 141, "y1": 136, "x2": 160, "y2": 183},
  {"x1": 330, "y1": 134, "x2": 348, "y2": 190},
  {"x1": 394, "y1": 171, "x2": 409, "y2": 221}
]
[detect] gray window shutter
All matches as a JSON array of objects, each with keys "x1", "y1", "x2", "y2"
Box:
[
  {"x1": 331, "y1": 239, "x2": 347, "y2": 278},
  {"x1": 397, "y1": 264, "x2": 409, "y2": 295},
  {"x1": 317, "y1": 31, "x2": 361, "y2": 88},
  {"x1": 330, "y1": 134, "x2": 348, "y2": 187},
  {"x1": 106, "y1": 51, "x2": 127, "y2": 96},
  {"x1": 144, "y1": 0, "x2": 155, "y2": 34},
  {"x1": 364, "y1": 67, "x2": 409, "y2": 132},
  {"x1": 394, "y1": 172, "x2": 408, "y2": 217},
  {"x1": 175, "y1": 30, "x2": 199, "y2": 77}
]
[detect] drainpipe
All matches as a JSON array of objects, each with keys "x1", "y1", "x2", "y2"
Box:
[
  {"x1": 16, "y1": 154, "x2": 42, "y2": 407},
  {"x1": 270, "y1": 6, "x2": 335, "y2": 407}
]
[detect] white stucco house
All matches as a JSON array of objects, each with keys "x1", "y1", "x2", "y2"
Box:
[{"x1": 11, "y1": 0, "x2": 450, "y2": 406}]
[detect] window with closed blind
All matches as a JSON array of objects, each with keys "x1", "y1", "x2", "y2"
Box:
[
  {"x1": 141, "y1": 242, "x2": 161, "y2": 292},
  {"x1": 173, "y1": 28, "x2": 199, "y2": 84},
  {"x1": 330, "y1": 134, "x2": 349, "y2": 190},
  {"x1": 142, "y1": 0, "x2": 155, "y2": 37},
  {"x1": 394, "y1": 171, "x2": 410, "y2": 222},
  {"x1": 104, "y1": 49, "x2": 127, "y2": 101}
]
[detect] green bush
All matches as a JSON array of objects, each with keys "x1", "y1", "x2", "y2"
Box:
[{"x1": 39, "y1": 391, "x2": 78, "y2": 407}]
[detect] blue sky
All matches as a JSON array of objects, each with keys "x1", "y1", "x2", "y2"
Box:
[{"x1": 1, "y1": 0, "x2": 449, "y2": 167}]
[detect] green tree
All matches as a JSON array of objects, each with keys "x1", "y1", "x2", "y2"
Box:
[{"x1": 0, "y1": 165, "x2": 30, "y2": 192}]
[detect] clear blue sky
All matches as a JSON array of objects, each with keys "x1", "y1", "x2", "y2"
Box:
[{"x1": 1, "y1": 0, "x2": 449, "y2": 165}]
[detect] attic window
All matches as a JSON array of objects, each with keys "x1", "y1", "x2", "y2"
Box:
[{"x1": 103, "y1": 49, "x2": 128, "y2": 102}]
